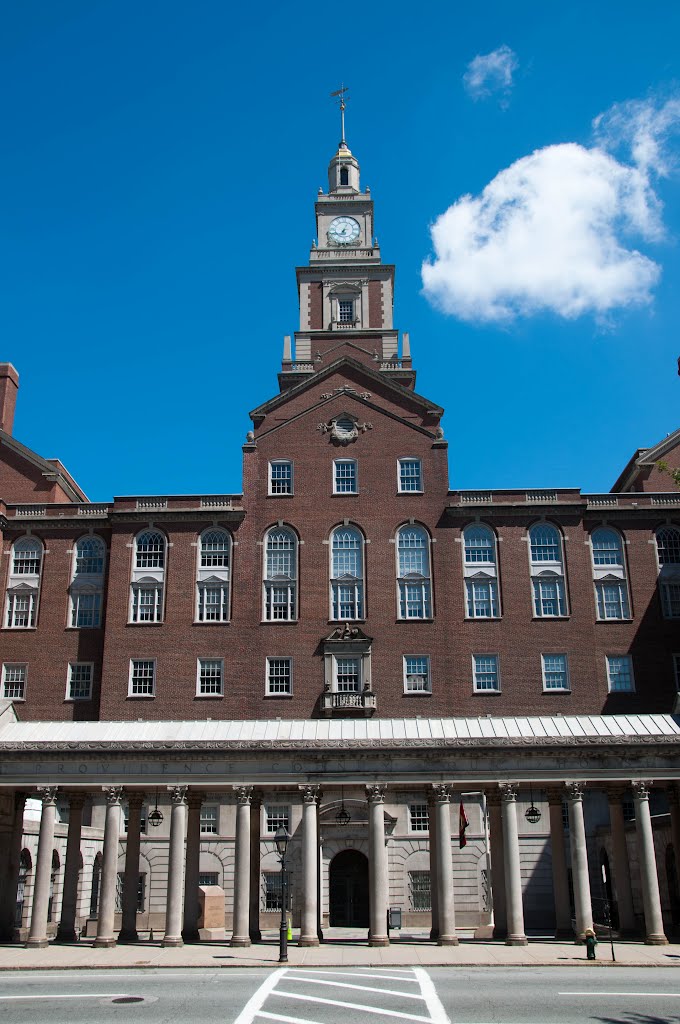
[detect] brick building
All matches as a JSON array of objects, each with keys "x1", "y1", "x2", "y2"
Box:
[{"x1": 0, "y1": 133, "x2": 679, "y2": 949}]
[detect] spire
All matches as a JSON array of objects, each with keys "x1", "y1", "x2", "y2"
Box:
[
  {"x1": 330, "y1": 86, "x2": 349, "y2": 148},
  {"x1": 328, "y1": 87, "x2": 360, "y2": 193}
]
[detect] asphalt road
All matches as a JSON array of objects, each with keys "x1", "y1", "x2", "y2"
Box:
[{"x1": 0, "y1": 966, "x2": 678, "y2": 1024}]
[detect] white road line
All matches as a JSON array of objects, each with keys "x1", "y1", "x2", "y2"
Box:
[
  {"x1": 415, "y1": 968, "x2": 451, "y2": 1024},
  {"x1": 281, "y1": 976, "x2": 424, "y2": 1000},
  {"x1": 559, "y1": 992, "x2": 680, "y2": 998},
  {"x1": 287, "y1": 970, "x2": 420, "y2": 983},
  {"x1": 272, "y1": 989, "x2": 434, "y2": 1022},
  {"x1": 233, "y1": 968, "x2": 288, "y2": 1024},
  {"x1": 257, "y1": 1012, "x2": 327, "y2": 1024},
  {"x1": 0, "y1": 993, "x2": 129, "y2": 1001}
]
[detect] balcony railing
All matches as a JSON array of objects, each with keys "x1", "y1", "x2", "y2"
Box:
[{"x1": 321, "y1": 690, "x2": 377, "y2": 716}]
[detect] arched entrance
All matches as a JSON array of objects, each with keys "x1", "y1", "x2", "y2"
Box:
[{"x1": 329, "y1": 850, "x2": 369, "y2": 927}]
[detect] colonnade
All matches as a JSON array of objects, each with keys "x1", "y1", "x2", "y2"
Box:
[{"x1": 3, "y1": 779, "x2": 675, "y2": 948}]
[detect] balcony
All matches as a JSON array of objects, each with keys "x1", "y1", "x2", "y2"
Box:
[{"x1": 321, "y1": 690, "x2": 377, "y2": 717}]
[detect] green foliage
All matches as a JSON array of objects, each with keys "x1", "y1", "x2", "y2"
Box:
[{"x1": 657, "y1": 461, "x2": 680, "y2": 487}]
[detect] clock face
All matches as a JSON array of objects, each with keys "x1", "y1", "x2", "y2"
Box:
[{"x1": 328, "y1": 216, "x2": 360, "y2": 246}]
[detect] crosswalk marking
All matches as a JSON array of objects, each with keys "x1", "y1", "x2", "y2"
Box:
[
  {"x1": 271, "y1": 989, "x2": 435, "y2": 1022},
  {"x1": 281, "y1": 977, "x2": 426, "y2": 999},
  {"x1": 287, "y1": 970, "x2": 420, "y2": 983}
]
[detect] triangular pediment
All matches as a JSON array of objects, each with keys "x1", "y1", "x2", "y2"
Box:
[{"x1": 324, "y1": 623, "x2": 373, "y2": 643}]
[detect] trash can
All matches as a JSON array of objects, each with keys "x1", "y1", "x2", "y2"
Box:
[{"x1": 388, "y1": 908, "x2": 402, "y2": 930}]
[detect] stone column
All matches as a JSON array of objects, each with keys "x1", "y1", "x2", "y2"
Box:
[
  {"x1": 566, "y1": 781, "x2": 593, "y2": 942},
  {"x1": 94, "y1": 786, "x2": 123, "y2": 948},
  {"x1": 162, "y1": 785, "x2": 188, "y2": 947},
  {"x1": 299, "y1": 785, "x2": 320, "y2": 946},
  {"x1": 182, "y1": 791, "x2": 203, "y2": 942},
  {"x1": 432, "y1": 784, "x2": 458, "y2": 945},
  {"x1": 500, "y1": 783, "x2": 527, "y2": 945},
  {"x1": 56, "y1": 793, "x2": 85, "y2": 942},
  {"x1": 632, "y1": 780, "x2": 668, "y2": 944},
  {"x1": 366, "y1": 783, "x2": 389, "y2": 946},
  {"x1": 26, "y1": 787, "x2": 58, "y2": 948},
  {"x1": 230, "y1": 786, "x2": 252, "y2": 947},
  {"x1": 119, "y1": 793, "x2": 144, "y2": 942},
  {"x1": 427, "y1": 790, "x2": 440, "y2": 941},
  {"x1": 486, "y1": 789, "x2": 507, "y2": 939},
  {"x1": 0, "y1": 790, "x2": 27, "y2": 941},
  {"x1": 545, "y1": 787, "x2": 572, "y2": 938},
  {"x1": 668, "y1": 784, "x2": 680, "y2": 894},
  {"x1": 249, "y1": 793, "x2": 262, "y2": 942},
  {"x1": 608, "y1": 786, "x2": 636, "y2": 936}
]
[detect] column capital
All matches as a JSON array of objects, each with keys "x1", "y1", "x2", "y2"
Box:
[
  {"x1": 124, "y1": 791, "x2": 145, "y2": 811},
  {"x1": 102, "y1": 785, "x2": 123, "y2": 806},
  {"x1": 299, "y1": 784, "x2": 321, "y2": 804},
  {"x1": 607, "y1": 784, "x2": 630, "y2": 803},
  {"x1": 499, "y1": 783, "x2": 518, "y2": 803},
  {"x1": 36, "y1": 786, "x2": 58, "y2": 806},
  {"x1": 431, "y1": 783, "x2": 452, "y2": 804},
  {"x1": 187, "y1": 791, "x2": 205, "y2": 811},
  {"x1": 365, "y1": 783, "x2": 386, "y2": 804},
  {"x1": 67, "y1": 792, "x2": 87, "y2": 811},
  {"x1": 168, "y1": 785, "x2": 188, "y2": 806},
  {"x1": 544, "y1": 786, "x2": 565, "y2": 805},
  {"x1": 632, "y1": 779, "x2": 651, "y2": 801},
  {"x1": 233, "y1": 785, "x2": 253, "y2": 805},
  {"x1": 565, "y1": 781, "x2": 585, "y2": 801}
]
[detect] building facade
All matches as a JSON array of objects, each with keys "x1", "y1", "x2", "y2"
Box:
[{"x1": 1, "y1": 134, "x2": 680, "y2": 949}]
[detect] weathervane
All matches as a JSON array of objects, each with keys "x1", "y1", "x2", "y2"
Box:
[{"x1": 330, "y1": 85, "x2": 349, "y2": 146}]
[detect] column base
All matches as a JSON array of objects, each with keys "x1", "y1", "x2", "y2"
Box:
[
  {"x1": 230, "y1": 936, "x2": 251, "y2": 947},
  {"x1": 117, "y1": 929, "x2": 139, "y2": 944},
  {"x1": 645, "y1": 934, "x2": 669, "y2": 945},
  {"x1": 505, "y1": 935, "x2": 528, "y2": 946},
  {"x1": 437, "y1": 935, "x2": 459, "y2": 946},
  {"x1": 93, "y1": 936, "x2": 117, "y2": 948},
  {"x1": 55, "y1": 928, "x2": 77, "y2": 943},
  {"x1": 181, "y1": 929, "x2": 200, "y2": 943},
  {"x1": 161, "y1": 936, "x2": 184, "y2": 948},
  {"x1": 25, "y1": 937, "x2": 49, "y2": 948},
  {"x1": 368, "y1": 937, "x2": 390, "y2": 947},
  {"x1": 298, "y1": 936, "x2": 320, "y2": 946}
]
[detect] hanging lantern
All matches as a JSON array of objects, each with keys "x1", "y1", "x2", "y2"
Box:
[
  {"x1": 148, "y1": 789, "x2": 164, "y2": 828},
  {"x1": 525, "y1": 785, "x2": 542, "y2": 824},
  {"x1": 335, "y1": 786, "x2": 351, "y2": 827}
]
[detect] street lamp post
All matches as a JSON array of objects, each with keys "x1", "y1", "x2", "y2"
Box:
[{"x1": 275, "y1": 826, "x2": 290, "y2": 964}]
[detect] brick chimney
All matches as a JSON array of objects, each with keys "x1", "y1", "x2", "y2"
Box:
[{"x1": 0, "y1": 364, "x2": 19, "y2": 435}]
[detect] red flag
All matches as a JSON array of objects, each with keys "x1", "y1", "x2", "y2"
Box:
[{"x1": 459, "y1": 800, "x2": 469, "y2": 848}]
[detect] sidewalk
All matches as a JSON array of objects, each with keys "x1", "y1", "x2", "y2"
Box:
[{"x1": 0, "y1": 930, "x2": 679, "y2": 969}]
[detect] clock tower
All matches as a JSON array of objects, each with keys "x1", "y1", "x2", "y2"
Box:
[{"x1": 282, "y1": 129, "x2": 413, "y2": 390}]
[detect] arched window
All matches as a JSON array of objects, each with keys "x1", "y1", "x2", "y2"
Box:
[
  {"x1": 70, "y1": 535, "x2": 106, "y2": 628},
  {"x1": 462, "y1": 524, "x2": 499, "y2": 618},
  {"x1": 196, "y1": 529, "x2": 231, "y2": 622},
  {"x1": 330, "y1": 526, "x2": 364, "y2": 620},
  {"x1": 15, "y1": 849, "x2": 31, "y2": 928},
  {"x1": 340, "y1": 166, "x2": 349, "y2": 186},
  {"x1": 528, "y1": 523, "x2": 567, "y2": 617},
  {"x1": 5, "y1": 536, "x2": 43, "y2": 628},
  {"x1": 263, "y1": 527, "x2": 297, "y2": 621},
  {"x1": 656, "y1": 525, "x2": 680, "y2": 619},
  {"x1": 590, "y1": 527, "x2": 630, "y2": 620},
  {"x1": 130, "y1": 530, "x2": 166, "y2": 623},
  {"x1": 396, "y1": 525, "x2": 432, "y2": 619}
]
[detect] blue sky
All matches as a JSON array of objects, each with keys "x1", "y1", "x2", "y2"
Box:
[{"x1": 2, "y1": 1, "x2": 679, "y2": 501}]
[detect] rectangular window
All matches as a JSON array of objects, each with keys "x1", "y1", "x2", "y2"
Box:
[
  {"x1": 2, "y1": 664, "x2": 26, "y2": 700},
  {"x1": 199, "y1": 872, "x2": 219, "y2": 887},
  {"x1": 266, "y1": 657, "x2": 292, "y2": 695},
  {"x1": 200, "y1": 806, "x2": 218, "y2": 834},
  {"x1": 409, "y1": 803, "x2": 429, "y2": 832},
  {"x1": 409, "y1": 870, "x2": 431, "y2": 912},
  {"x1": 465, "y1": 579, "x2": 499, "y2": 618},
  {"x1": 67, "y1": 662, "x2": 93, "y2": 700},
  {"x1": 269, "y1": 460, "x2": 293, "y2": 495},
  {"x1": 262, "y1": 872, "x2": 283, "y2": 911},
  {"x1": 541, "y1": 654, "x2": 570, "y2": 692},
  {"x1": 606, "y1": 655, "x2": 635, "y2": 693},
  {"x1": 123, "y1": 805, "x2": 147, "y2": 835},
  {"x1": 338, "y1": 299, "x2": 354, "y2": 323},
  {"x1": 266, "y1": 806, "x2": 290, "y2": 833},
  {"x1": 197, "y1": 658, "x2": 223, "y2": 696},
  {"x1": 131, "y1": 585, "x2": 162, "y2": 623},
  {"x1": 661, "y1": 583, "x2": 680, "y2": 619},
  {"x1": 404, "y1": 656, "x2": 431, "y2": 693},
  {"x1": 129, "y1": 659, "x2": 155, "y2": 697},
  {"x1": 5, "y1": 592, "x2": 36, "y2": 628},
  {"x1": 115, "y1": 872, "x2": 145, "y2": 913},
  {"x1": 265, "y1": 583, "x2": 295, "y2": 621},
  {"x1": 334, "y1": 459, "x2": 357, "y2": 494},
  {"x1": 332, "y1": 582, "x2": 363, "y2": 620},
  {"x1": 398, "y1": 458, "x2": 422, "y2": 492},
  {"x1": 473, "y1": 654, "x2": 500, "y2": 692},
  {"x1": 336, "y1": 656, "x2": 360, "y2": 692},
  {"x1": 71, "y1": 591, "x2": 102, "y2": 628},
  {"x1": 197, "y1": 583, "x2": 229, "y2": 622},
  {"x1": 595, "y1": 582, "x2": 630, "y2": 620},
  {"x1": 532, "y1": 578, "x2": 566, "y2": 617},
  {"x1": 398, "y1": 580, "x2": 432, "y2": 619}
]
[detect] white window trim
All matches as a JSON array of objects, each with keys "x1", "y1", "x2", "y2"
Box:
[
  {"x1": 333, "y1": 458, "x2": 358, "y2": 495},
  {"x1": 1, "y1": 662, "x2": 27, "y2": 701},
  {"x1": 268, "y1": 459, "x2": 294, "y2": 496},
  {"x1": 196, "y1": 657, "x2": 224, "y2": 697},
  {"x1": 262, "y1": 527, "x2": 298, "y2": 622},
  {"x1": 128, "y1": 658, "x2": 156, "y2": 698},
  {"x1": 199, "y1": 805, "x2": 219, "y2": 834},
  {"x1": 408, "y1": 803, "x2": 430, "y2": 832},
  {"x1": 397, "y1": 457, "x2": 424, "y2": 494},
  {"x1": 266, "y1": 656, "x2": 293, "y2": 696},
  {"x1": 541, "y1": 653, "x2": 571, "y2": 693},
  {"x1": 464, "y1": 577, "x2": 500, "y2": 619},
  {"x1": 472, "y1": 653, "x2": 501, "y2": 693},
  {"x1": 403, "y1": 655, "x2": 432, "y2": 694},
  {"x1": 265, "y1": 805, "x2": 291, "y2": 833},
  {"x1": 594, "y1": 579, "x2": 632, "y2": 621},
  {"x1": 65, "y1": 661, "x2": 94, "y2": 702},
  {"x1": 605, "y1": 654, "x2": 635, "y2": 694}
]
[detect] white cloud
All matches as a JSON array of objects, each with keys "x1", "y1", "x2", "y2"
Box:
[
  {"x1": 463, "y1": 45, "x2": 518, "y2": 103},
  {"x1": 421, "y1": 95, "x2": 680, "y2": 325}
]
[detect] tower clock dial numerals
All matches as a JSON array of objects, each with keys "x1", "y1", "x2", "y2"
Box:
[{"x1": 328, "y1": 216, "x2": 361, "y2": 246}]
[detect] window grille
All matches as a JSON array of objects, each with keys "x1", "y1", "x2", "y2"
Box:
[
  {"x1": 262, "y1": 872, "x2": 284, "y2": 911},
  {"x1": 68, "y1": 663, "x2": 93, "y2": 700},
  {"x1": 591, "y1": 529, "x2": 623, "y2": 566},
  {"x1": 542, "y1": 654, "x2": 569, "y2": 691},
  {"x1": 2, "y1": 664, "x2": 26, "y2": 700},
  {"x1": 409, "y1": 804, "x2": 429, "y2": 831},
  {"x1": 338, "y1": 299, "x2": 354, "y2": 323},
  {"x1": 404, "y1": 657, "x2": 431, "y2": 693},
  {"x1": 398, "y1": 459, "x2": 422, "y2": 492},
  {"x1": 129, "y1": 660, "x2": 155, "y2": 697},
  {"x1": 198, "y1": 659, "x2": 223, "y2": 696},
  {"x1": 334, "y1": 459, "x2": 357, "y2": 493},
  {"x1": 267, "y1": 658, "x2": 292, "y2": 695},
  {"x1": 269, "y1": 461, "x2": 293, "y2": 495},
  {"x1": 464, "y1": 526, "x2": 495, "y2": 564},
  {"x1": 200, "y1": 806, "x2": 218, "y2": 834},
  {"x1": 266, "y1": 806, "x2": 290, "y2": 833},
  {"x1": 199, "y1": 872, "x2": 219, "y2": 887},
  {"x1": 336, "y1": 656, "x2": 361, "y2": 692},
  {"x1": 12, "y1": 539, "x2": 42, "y2": 575},
  {"x1": 409, "y1": 871, "x2": 431, "y2": 912},
  {"x1": 473, "y1": 654, "x2": 500, "y2": 692},
  {"x1": 529, "y1": 525, "x2": 560, "y2": 562},
  {"x1": 135, "y1": 531, "x2": 165, "y2": 569},
  {"x1": 200, "y1": 530, "x2": 230, "y2": 568}
]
